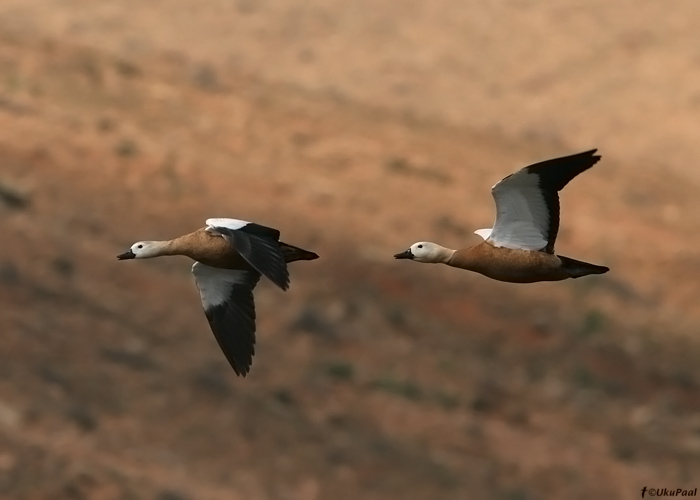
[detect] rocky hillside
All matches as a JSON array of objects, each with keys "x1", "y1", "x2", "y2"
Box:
[{"x1": 1, "y1": 2, "x2": 699, "y2": 499}]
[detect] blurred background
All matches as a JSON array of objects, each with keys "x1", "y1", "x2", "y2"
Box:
[{"x1": 1, "y1": 1, "x2": 699, "y2": 499}]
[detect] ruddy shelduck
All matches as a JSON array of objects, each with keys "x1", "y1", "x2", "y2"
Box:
[
  {"x1": 394, "y1": 150, "x2": 609, "y2": 283},
  {"x1": 117, "y1": 218, "x2": 318, "y2": 376}
]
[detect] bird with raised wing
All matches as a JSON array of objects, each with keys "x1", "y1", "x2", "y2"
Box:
[
  {"x1": 394, "y1": 150, "x2": 609, "y2": 283},
  {"x1": 117, "y1": 218, "x2": 318, "y2": 376}
]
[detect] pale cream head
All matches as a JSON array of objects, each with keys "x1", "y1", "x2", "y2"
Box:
[
  {"x1": 117, "y1": 241, "x2": 165, "y2": 260},
  {"x1": 394, "y1": 241, "x2": 453, "y2": 264}
]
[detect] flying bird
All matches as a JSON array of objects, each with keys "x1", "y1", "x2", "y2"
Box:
[
  {"x1": 394, "y1": 150, "x2": 608, "y2": 282},
  {"x1": 117, "y1": 218, "x2": 318, "y2": 376}
]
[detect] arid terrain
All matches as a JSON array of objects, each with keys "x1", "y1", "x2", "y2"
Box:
[{"x1": 1, "y1": 1, "x2": 699, "y2": 499}]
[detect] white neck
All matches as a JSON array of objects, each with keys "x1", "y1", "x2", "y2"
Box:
[
  {"x1": 416, "y1": 243, "x2": 455, "y2": 264},
  {"x1": 140, "y1": 240, "x2": 175, "y2": 258}
]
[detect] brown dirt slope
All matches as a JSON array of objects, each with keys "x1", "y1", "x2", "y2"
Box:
[{"x1": 1, "y1": 3, "x2": 699, "y2": 500}]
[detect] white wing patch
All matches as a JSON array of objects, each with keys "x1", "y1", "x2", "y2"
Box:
[
  {"x1": 205, "y1": 218, "x2": 250, "y2": 232},
  {"x1": 192, "y1": 262, "x2": 252, "y2": 310},
  {"x1": 474, "y1": 228, "x2": 493, "y2": 240},
  {"x1": 487, "y1": 169, "x2": 550, "y2": 251}
]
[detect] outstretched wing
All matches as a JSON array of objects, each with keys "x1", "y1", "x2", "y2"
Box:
[
  {"x1": 192, "y1": 262, "x2": 261, "y2": 377},
  {"x1": 205, "y1": 218, "x2": 289, "y2": 290},
  {"x1": 486, "y1": 150, "x2": 600, "y2": 253}
]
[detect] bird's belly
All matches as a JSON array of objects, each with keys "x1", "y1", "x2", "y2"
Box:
[
  {"x1": 190, "y1": 243, "x2": 250, "y2": 270},
  {"x1": 472, "y1": 253, "x2": 568, "y2": 284}
]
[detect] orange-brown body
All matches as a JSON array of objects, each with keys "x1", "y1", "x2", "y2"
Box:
[
  {"x1": 163, "y1": 228, "x2": 316, "y2": 269},
  {"x1": 428, "y1": 241, "x2": 607, "y2": 283},
  {"x1": 449, "y1": 242, "x2": 573, "y2": 283}
]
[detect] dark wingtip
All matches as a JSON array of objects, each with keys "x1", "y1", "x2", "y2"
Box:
[
  {"x1": 585, "y1": 148, "x2": 602, "y2": 164},
  {"x1": 226, "y1": 351, "x2": 252, "y2": 377},
  {"x1": 268, "y1": 268, "x2": 291, "y2": 291},
  {"x1": 566, "y1": 148, "x2": 602, "y2": 166},
  {"x1": 232, "y1": 365, "x2": 250, "y2": 377},
  {"x1": 204, "y1": 300, "x2": 256, "y2": 378},
  {"x1": 527, "y1": 148, "x2": 603, "y2": 194}
]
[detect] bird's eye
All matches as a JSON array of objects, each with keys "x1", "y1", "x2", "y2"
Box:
[
  {"x1": 417, "y1": 244, "x2": 423, "y2": 249},
  {"x1": 137, "y1": 244, "x2": 143, "y2": 249}
]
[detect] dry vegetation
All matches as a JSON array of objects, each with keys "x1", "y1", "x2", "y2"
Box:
[{"x1": 1, "y1": 1, "x2": 699, "y2": 499}]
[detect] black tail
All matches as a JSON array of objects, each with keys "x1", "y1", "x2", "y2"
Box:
[
  {"x1": 279, "y1": 242, "x2": 319, "y2": 263},
  {"x1": 559, "y1": 255, "x2": 609, "y2": 278}
]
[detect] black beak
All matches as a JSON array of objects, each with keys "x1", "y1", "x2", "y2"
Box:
[
  {"x1": 116, "y1": 249, "x2": 136, "y2": 260},
  {"x1": 394, "y1": 249, "x2": 414, "y2": 260}
]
